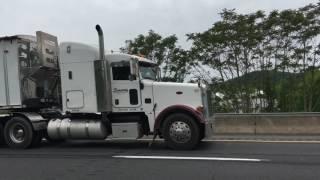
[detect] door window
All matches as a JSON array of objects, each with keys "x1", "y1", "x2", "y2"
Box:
[
  {"x1": 111, "y1": 61, "x2": 141, "y2": 107},
  {"x1": 111, "y1": 62, "x2": 130, "y2": 80}
]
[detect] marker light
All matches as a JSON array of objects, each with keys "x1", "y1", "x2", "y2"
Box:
[{"x1": 196, "y1": 105, "x2": 204, "y2": 114}]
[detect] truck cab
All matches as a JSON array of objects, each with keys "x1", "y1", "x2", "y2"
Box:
[{"x1": 0, "y1": 25, "x2": 213, "y2": 150}]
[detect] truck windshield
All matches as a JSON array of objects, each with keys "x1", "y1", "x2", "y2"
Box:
[{"x1": 139, "y1": 62, "x2": 158, "y2": 81}]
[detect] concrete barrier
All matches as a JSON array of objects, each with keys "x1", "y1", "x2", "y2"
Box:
[
  {"x1": 214, "y1": 113, "x2": 320, "y2": 135},
  {"x1": 213, "y1": 115, "x2": 255, "y2": 134}
]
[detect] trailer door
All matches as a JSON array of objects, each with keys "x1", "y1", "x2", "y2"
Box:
[{"x1": 0, "y1": 40, "x2": 21, "y2": 106}]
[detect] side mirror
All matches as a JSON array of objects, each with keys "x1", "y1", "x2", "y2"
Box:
[
  {"x1": 157, "y1": 67, "x2": 161, "y2": 81},
  {"x1": 130, "y1": 58, "x2": 138, "y2": 81}
]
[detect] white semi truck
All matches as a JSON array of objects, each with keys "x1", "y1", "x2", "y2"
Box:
[{"x1": 0, "y1": 25, "x2": 213, "y2": 150}]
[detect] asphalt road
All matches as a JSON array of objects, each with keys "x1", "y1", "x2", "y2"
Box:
[{"x1": 0, "y1": 139, "x2": 320, "y2": 180}]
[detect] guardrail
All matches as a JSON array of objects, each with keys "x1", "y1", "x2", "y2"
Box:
[{"x1": 214, "y1": 113, "x2": 320, "y2": 135}]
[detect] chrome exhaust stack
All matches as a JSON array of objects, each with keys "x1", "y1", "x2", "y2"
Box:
[
  {"x1": 96, "y1": 24, "x2": 105, "y2": 61},
  {"x1": 94, "y1": 24, "x2": 113, "y2": 113}
]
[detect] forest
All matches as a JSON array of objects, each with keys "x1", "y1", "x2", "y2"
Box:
[{"x1": 120, "y1": 2, "x2": 320, "y2": 113}]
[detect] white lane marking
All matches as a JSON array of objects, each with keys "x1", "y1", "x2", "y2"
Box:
[
  {"x1": 113, "y1": 155, "x2": 267, "y2": 162},
  {"x1": 131, "y1": 138, "x2": 320, "y2": 144},
  {"x1": 204, "y1": 139, "x2": 320, "y2": 143}
]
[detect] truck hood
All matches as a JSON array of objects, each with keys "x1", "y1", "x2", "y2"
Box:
[{"x1": 150, "y1": 81, "x2": 203, "y2": 113}]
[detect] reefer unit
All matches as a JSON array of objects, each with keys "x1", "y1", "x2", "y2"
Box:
[{"x1": 0, "y1": 32, "x2": 60, "y2": 109}]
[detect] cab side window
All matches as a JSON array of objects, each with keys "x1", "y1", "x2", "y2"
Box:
[{"x1": 111, "y1": 62, "x2": 130, "y2": 80}]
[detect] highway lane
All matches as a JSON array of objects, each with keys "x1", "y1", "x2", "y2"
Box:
[{"x1": 0, "y1": 140, "x2": 320, "y2": 180}]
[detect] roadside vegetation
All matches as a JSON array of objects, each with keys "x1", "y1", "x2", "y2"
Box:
[{"x1": 121, "y1": 2, "x2": 320, "y2": 113}]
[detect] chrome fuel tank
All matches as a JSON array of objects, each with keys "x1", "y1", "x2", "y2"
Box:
[{"x1": 47, "y1": 118, "x2": 107, "y2": 140}]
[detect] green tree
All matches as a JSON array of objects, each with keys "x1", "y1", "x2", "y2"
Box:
[
  {"x1": 121, "y1": 2, "x2": 320, "y2": 113},
  {"x1": 121, "y1": 30, "x2": 190, "y2": 82},
  {"x1": 188, "y1": 9, "x2": 266, "y2": 112}
]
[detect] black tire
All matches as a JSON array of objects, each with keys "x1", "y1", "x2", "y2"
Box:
[
  {"x1": 4, "y1": 117, "x2": 34, "y2": 149},
  {"x1": 162, "y1": 113, "x2": 200, "y2": 150},
  {"x1": 0, "y1": 123, "x2": 4, "y2": 146}
]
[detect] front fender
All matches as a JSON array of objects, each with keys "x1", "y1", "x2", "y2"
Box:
[{"x1": 154, "y1": 105, "x2": 205, "y2": 131}]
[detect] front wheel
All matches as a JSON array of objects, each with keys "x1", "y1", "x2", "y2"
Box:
[{"x1": 162, "y1": 113, "x2": 200, "y2": 150}]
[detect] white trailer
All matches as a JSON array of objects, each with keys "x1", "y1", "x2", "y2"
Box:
[{"x1": 0, "y1": 25, "x2": 213, "y2": 150}]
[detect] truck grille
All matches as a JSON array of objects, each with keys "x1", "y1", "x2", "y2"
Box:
[
  {"x1": 206, "y1": 90, "x2": 214, "y2": 117},
  {"x1": 202, "y1": 89, "x2": 214, "y2": 118}
]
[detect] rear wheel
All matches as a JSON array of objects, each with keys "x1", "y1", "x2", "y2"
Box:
[
  {"x1": 0, "y1": 123, "x2": 4, "y2": 145},
  {"x1": 162, "y1": 113, "x2": 200, "y2": 150},
  {"x1": 4, "y1": 117, "x2": 35, "y2": 149}
]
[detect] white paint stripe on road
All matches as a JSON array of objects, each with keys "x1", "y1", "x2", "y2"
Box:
[
  {"x1": 132, "y1": 138, "x2": 320, "y2": 144},
  {"x1": 113, "y1": 155, "x2": 267, "y2": 162},
  {"x1": 204, "y1": 139, "x2": 320, "y2": 143}
]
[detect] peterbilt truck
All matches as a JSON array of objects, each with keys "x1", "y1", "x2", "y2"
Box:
[{"x1": 0, "y1": 25, "x2": 213, "y2": 150}]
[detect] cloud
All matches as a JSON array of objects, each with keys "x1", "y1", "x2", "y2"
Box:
[{"x1": 0, "y1": 0, "x2": 317, "y2": 50}]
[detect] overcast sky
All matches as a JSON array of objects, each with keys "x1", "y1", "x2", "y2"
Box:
[{"x1": 0, "y1": 0, "x2": 318, "y2": 51}]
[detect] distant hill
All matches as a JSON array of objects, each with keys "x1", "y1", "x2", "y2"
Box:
[{"x1": 223, "y1": 70, "x2": 302, "y2": 88}]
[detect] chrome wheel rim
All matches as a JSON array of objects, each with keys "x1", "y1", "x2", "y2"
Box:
[
  {"x1": 9, "y1": 124, "x2": 25, "y2": 143},
  {"x1": 169, "y1": 121, "x2": 191, "y2": 143}
]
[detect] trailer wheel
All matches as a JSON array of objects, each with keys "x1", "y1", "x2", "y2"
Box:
[
  {"x1": 162, "y1": 113, "x2": 200, "y2": 150},
  {"x1": 4, "y1": 117, "x2": 34, "y2": 149},
  {"x1": 0, "y1": 123, "x2": 4, "y2": 145}
]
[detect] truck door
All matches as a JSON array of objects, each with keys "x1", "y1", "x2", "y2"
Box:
[{"x1": 111, "y1": 60, "x2": 141, "y2": 108}]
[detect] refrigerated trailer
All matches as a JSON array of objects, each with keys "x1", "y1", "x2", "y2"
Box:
[{"x1": 0, "y1": 25, "x2": 213, "y2": 150}]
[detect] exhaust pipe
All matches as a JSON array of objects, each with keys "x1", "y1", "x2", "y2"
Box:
[
  {"x1": 96, "y1": 24, "x2": 105, "y2": 60},
  {"x1": 94, "y1": 24, "x2": 113, "y2": 113}
]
